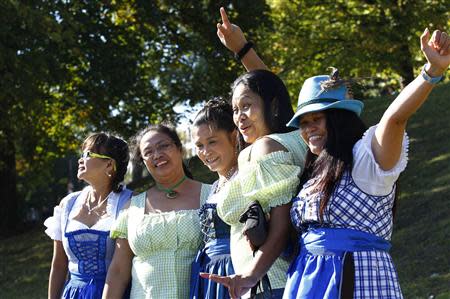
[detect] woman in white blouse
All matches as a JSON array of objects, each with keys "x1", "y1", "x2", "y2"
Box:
[
  {"x1": 283, "y1": 29, "x2": 450, "y2": 298},
  {"x1": 44, "y1": 133, "x2": 132, "y2": 299}
]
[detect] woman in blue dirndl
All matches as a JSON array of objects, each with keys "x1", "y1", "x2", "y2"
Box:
[
  {"x1": 283, "y1": 29, "x2": 450, "y2": 298},
  {"x1": 190, "y1": 99, "x2": 238, "y2": 299},
  {"x1": 45, "y1": 133, "x2": 132, "y2": 299}
]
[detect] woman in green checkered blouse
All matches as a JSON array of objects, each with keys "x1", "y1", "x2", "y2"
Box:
[
  {"x1": 202, "y1": 69, "x2": 307, "y2": 299},
  {"x1": 102, "y1": 124, "x2": 211, "y2": 299},
  {"x1": 199, "y1": 8, "x2": 307, "y2": 298}
]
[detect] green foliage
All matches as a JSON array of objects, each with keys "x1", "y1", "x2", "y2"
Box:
[
  {"x1": 265, "y1": 0, "x2": 449, "y2": 103},
  {"x1": 0, "y1": 0, "x2": 271, "y2": 230}
]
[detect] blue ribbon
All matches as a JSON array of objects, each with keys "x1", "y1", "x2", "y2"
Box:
[
  {"x1": 284, "y1": 227, "x2": 391, "y2": 299},
  {"x1": 301, "y1": 227, "x2": 391, "y2": 255}
]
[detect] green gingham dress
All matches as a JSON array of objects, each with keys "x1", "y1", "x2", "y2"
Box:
[
  {"x1": 111, "y1": 184, "x2": 210, "y2": 299},
  {"x1": 217, "y1": 131, "x2": 307, "y2": 291}
]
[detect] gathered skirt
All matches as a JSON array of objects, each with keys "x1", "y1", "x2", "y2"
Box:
[{"x1": 190, "y1": 239, "x2": 235, "y2": 299}]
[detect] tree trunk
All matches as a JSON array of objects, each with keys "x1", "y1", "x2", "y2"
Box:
[{"x1": 0, "y1": 124, "x2": 19, "y2": 237}]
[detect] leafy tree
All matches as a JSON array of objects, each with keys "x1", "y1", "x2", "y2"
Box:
[
  {"x1": 0, "y1": 0, "x2": 270, "y2": 233},
  {"x1": 264, "y1": 0, "x2": 449, "y2": 101}
]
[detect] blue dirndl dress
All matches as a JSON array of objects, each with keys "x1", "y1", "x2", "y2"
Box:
[
  {"x1": 190, "y1": 187, "x2": 235, "y2": 299},
  {"x1": 283, "y1": 125, "x2": 407, "y2": 299},
  {"x1": 45, "y1": 187, "x2": 132, "y2": 299}
]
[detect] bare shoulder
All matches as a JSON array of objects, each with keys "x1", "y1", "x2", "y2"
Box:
[{"x1": 250, "y1": 136, "x2": 287, "y2": 159}]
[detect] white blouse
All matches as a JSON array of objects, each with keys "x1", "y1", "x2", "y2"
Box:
[
  {"x1": 44, "y1": 186, "x2": 121, "y2": 240},
  {"x1": 351, "y1": 125, "x2": 409, "y2": 196}
]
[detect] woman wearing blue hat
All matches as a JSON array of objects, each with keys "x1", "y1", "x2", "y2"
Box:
[
  {"x1": 283, "y1": 29, "x2": 449, "y2": 298},
  {"x1": 216, "y1": 7, "x2": 449, "y2": 298}
]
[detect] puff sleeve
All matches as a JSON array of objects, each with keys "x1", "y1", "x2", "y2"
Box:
[
  {"x1": 110, "y1": 208, "x2": 129, "y2": 239},
  {"x1": 352, "y1": 125, "x2": 409, "y2": 196},
  {"x1": 217, "y1": 151, "x2": 301, "y2": 225},
  {"x1": 43, "y1": 205, "x2": 63, "y2": 241}
]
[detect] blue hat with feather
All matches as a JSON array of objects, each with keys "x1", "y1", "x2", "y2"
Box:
[{"x1": 287, "y1": 68, "x2": 364, "y2": 128}]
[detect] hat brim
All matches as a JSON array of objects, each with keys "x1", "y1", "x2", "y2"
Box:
[{"x1": 287, "y1": 99, "x2": 364, "y2": 128}]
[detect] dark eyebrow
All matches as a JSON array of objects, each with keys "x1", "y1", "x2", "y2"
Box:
[{"x1": 142, "y1": 140, "x2": 168, "y2": 151}]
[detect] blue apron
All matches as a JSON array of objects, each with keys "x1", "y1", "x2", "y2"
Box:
[
  {"x1": 62, "y1": 188, "x2": 132, "y2": 299},
  {"x1": 284, "y1": 227, "x2": 391, "y2": 299}
]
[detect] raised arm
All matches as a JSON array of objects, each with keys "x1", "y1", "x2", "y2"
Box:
[
  {"x1": 373, "y1": 29, "x2": 450, "y2": 170},
  {"x1": 102, "y1": 238, "x2": 133, "y2": 299},
  {"x1": 217, "y1": 7, "x2": 269, "y2": 71}
]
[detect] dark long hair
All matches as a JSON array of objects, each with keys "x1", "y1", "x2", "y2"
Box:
[
  {"x1": 232, "y1": 70, "x2": 295, "y2": 149},
  {"x1": 130, "y1": 124, "x2": 193, "y2": 179},
  {"x1": 300, "y1": 109, "x2": 367, "y2": 219},
  {"x1": 82, "y1": 132, "x2": 129, "y2": 193}
]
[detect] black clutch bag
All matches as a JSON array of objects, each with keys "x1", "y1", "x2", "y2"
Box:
[
  {"x1": 238, "y1": 200, "x2": 268, "y2": 253},
  {"x1": 239, "y1": 200, "x2": 273, "y2": 298}
]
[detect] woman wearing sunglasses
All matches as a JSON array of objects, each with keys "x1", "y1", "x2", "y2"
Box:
[
  {"x1": 102, "y1": 124, "x2": 211, "y2": 299},
  {"x1": 44, "y1": 132, "x2": 132, "y2": 299}
]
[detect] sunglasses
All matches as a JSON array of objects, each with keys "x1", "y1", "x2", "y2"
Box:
[{"x1": 80, "y1": 151, "x2": 116, "y2": 171}]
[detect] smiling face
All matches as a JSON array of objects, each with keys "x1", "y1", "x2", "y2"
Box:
[
  {"x1": 139, "y1": 130, "x2": 183, "y2": 178},
  {"x1": 299, "y1": 111, "x2": 328, "y2": 155},
  {"x1": 231, "y1": 83, "x2": 271, "y2": 144},
  {"x1": 192, "y1": 124, "x2": 237, "y2": 177}
]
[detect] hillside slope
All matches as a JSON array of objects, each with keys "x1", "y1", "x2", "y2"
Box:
[{"x1": 362, "y1": 82, "x2": 450, "y2": 298}]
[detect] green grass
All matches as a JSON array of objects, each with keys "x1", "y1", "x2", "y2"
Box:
[
  {"x1": 0, "y1": 226, "x2": 52, "y2": 299},
  {"x1": 1, "y1": 83, "x2": 449, "y2": 298},
  {"x1": 362, "y1": 82, "x2": 450, "y2": 298}
]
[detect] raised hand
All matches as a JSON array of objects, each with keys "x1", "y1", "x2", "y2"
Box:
[
  {"x1": 200, "y1": 272, "x2": 258, "y2": 299},
  {"x1": 421, "y1": 29, "x2": 450, "y2": 77},
  {"x1": 216, "y1": 7, "x2": 247, "y2": 53}
]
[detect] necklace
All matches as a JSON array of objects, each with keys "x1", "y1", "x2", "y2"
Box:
[
  {"x1": 156, "y1": 175, "x2": 187, "y2": 199},
  {"x1": 214, "y1": 166, "x2": 237, "y2": 194},
  {"x1": 86, "y1": 191, "x2": 110, "y2": 216}
]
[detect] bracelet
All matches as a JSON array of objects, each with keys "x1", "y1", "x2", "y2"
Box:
[
  {"x1": 234, "y1": 41, "x2": 254, "y2": 61},
  {"x1": 420, "y1": 63, "x2": 443, "y2": 84}
]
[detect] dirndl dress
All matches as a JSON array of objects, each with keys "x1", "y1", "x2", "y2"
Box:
[
  {"x1": 44, "y1": 187, "x2": 132, "y2": 299},
  {"x1": 284, "y1": 125, "x2": 407, "y2": 299},
  {"x1": 190, "y1": 182, "x2": 235, "y2": 299}
]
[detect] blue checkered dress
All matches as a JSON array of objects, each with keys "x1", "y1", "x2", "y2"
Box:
[{"x1": 289, "y1": 126, "x2": 406, "y2": 298}]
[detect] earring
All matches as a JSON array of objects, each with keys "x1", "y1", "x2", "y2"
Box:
[{"x1": 106, "y1": 172, "x2": 112, "y2": 177}]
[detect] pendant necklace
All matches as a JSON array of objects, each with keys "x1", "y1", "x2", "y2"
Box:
[
  {"x1": 156, "y1": 175, "x2": 187, "y2": 199},
  {"x1": 86, "y1": 191, "x2": 110, "y2": 216}
]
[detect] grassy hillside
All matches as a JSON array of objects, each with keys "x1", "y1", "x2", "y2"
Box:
[
  {"x1": 1, "y1": 83, "x2": 449, "y2": 299},
  {"x1": 362, "y1": 82, "x2": 450, "y2": 298}
]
